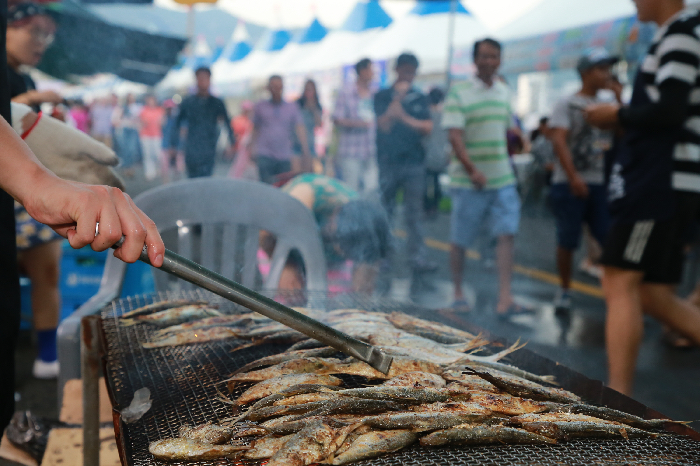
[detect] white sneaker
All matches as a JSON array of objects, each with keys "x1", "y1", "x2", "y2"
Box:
[
  {"x1": 553, "y1": 290, "x2": 572, "y2": 315},
  {"x1": 32, "y1": 359, "x2": 59, "y2": 379}
]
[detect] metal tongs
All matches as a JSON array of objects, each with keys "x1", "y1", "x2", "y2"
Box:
[{"x1": 111, "y1": 237, "x2": 393, "y2": 374}]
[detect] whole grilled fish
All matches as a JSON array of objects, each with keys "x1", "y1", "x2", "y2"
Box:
[
  {"x1": 232, "y1": 347, "x2": 338, "y2": 375},
  {"x1": 227, "y1": 358, "x2": 341, "y2": 385},
  {"x1": 382, "y1": 371, "x2": 446, "y2": 389},
  {"x1": 178, "y1": 423, "x2": 232, "y2": 444},
  {"x1": 287, "y1": 339, "x2": 326, "y2": 351},
  {"x1": 511, "y1": 413, "x2": 659, "y2": 440},
  {"x1": 361, "y1": 410, "x2": 493, "y2": 431},
  {"x1": 234, "y1": 374, "x2": 342, "y2": 405},
  {"x1": 335, "y1": 386, "x2": 450, "y2": 404},
  {"x1": 385, "y1": 311, "x2": 479, "y2": 342},
  {"x1": 286, "y1": 397, "x2": 407, "y2": 422},
  {"x1": 550, "y1": 404, "x2": 688, "y2": 429},
  {"x1": 273, "y1": 392, "x2": 337, "y2": 406},
  {"x1": 420, "y1": 424, "x2": 557, "y2": 446},
  {"x1": 148, "y1": 438, "x2": 248, "y2": 461},
  {"x1": 153, "y1": 313, "x2": 261, "y2": 337},
  {"x1": 318, "y1": 356, "x2": 443, "y2": 380},
  {"x1": 467, "y1": 393, "x2": 551, "y2": 416},
  {"x1": 450, "y1": 360, "x2": 558, "y2": 386},
  {"x1": 120, "y1": 299, "x2": 210, "y2": 319},
  {"x1": 463, "y1": 367, "x2": 580, "y2": 404},
  {"x1": 142, "y1": 327, "x2": 241, "y2": 348},
  {"x1": 331, "y1": 429, "x2": 418, "y2": 465},
  {"x1": 121, "y1": 305, "x2": 222, "y2": 327}
]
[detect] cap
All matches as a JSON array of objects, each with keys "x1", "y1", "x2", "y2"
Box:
[
  {"x1": 8, "y1": 2, "x2": 47, "y2": 25},
  {"x1": 577, "y1": 48, "x2": 619, "y2": 73}
]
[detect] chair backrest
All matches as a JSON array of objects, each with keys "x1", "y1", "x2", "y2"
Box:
[{"x1": 103, "y1": 178, "x2": 327, "y2": 295}]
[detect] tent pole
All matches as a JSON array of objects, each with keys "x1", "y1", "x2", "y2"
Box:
[
  {"x1": 186, "y1": 5, "x2": 195, "y2": 40},
  {"x1": 446, "y1": 0, "x2": 457, "y2": 90}
]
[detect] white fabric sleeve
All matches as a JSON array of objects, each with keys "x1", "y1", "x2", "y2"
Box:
[
  {"x1": 548, "y1": 97, "x2": 571, "y2": 130},
  {"x1": 441, "y1": 88, "x2": 465, "y2": 129}
]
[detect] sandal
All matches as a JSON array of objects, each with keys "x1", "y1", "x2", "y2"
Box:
[
  {"x1": 450, "y1": 299, "x2": 471, "y2": 313},
  {"x1": 496, "y1": 303, "x2": 535, "y2": 321}
]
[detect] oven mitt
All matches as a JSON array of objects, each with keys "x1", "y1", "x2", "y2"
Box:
[{"x1": 11, "y1": 102, "x2": 125, "y2": 190}]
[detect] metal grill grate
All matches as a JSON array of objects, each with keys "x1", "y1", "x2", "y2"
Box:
[{"x1": 101, "y1": 292, "x2": 700, "y2": 466}]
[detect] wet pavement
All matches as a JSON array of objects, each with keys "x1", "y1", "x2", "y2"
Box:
[{"x1": 5, "y1": 162, "x2": 699, "y2": 465}]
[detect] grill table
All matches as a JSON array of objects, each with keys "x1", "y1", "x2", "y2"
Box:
[{"x1": 92, "y1": 291, "x2": 700, "y2": 466}]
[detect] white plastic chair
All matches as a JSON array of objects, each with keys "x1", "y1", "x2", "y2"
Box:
[{"x1": 56, "y1": 178, "x2": 327, "y2": 403}]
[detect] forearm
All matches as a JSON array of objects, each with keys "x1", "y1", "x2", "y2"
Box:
[
  {"x1": 334, "y1": 117, "x2": 368, "y2": 128},
  {"x1": 619, "y1": 80, "x2": 691, "y2": 130},
  {"x1": 11, "y1": 92, "x2": 36, "y2": 106},
  {"x1": 551, "y1": 131, "x2": 579, "y2": 181},
  {"x1": 0, "y1": 117, "x2": 57, "y2": 204},
  {"x1": 401, "y1": 114, "x2": 432, "y2": 135},
  {"x1": 448, "y1": 129, "x2": 475, "y2": 174}
]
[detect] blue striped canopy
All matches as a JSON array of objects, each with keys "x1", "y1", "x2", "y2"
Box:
[
  {"x1": 296, "y1": 18, "x2": 327, "y2": 44},
  {"x1": 340, "y1": 0, "x2": 392, "y2": 32},
  {"x1": 410, "y1": 1, "x2": 469, "y2": 15}
]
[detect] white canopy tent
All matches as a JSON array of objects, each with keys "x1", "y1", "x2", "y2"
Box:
[
  {"x1": 216, "y1": 28, "x2": 291, "y2": 86},
  {"x1": 360, "y1": 1, "x2": 488, "y2": 75},
  {"x1": 495, "y1": 0, "x2": 636, "y2": 41},
  {"x1": 285, "y1": 0, "x2": 393, "y2": 75}
]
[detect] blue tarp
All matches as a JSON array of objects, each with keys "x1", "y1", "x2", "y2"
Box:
[
  {"x1": 340, "y1": 0, "x2": 392, "y2": 32},
  {"x1": 410, "y1": 0, "x2": 469, "y2": 16}
]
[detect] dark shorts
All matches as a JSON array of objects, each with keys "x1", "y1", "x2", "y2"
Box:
[
  {"x1": 550, "y1": 183, "x2": 609, "y2": 250},
  {"x1": 257, "y1": 156, "x2": 292, "y2": 185},
  {"x1": 601, "y1": 191, "x2": 700, "y2": 283}
]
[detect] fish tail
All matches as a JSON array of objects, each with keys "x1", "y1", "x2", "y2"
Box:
[{"x1": 483, "y1": 339, "x2": 527, "y2": 362}]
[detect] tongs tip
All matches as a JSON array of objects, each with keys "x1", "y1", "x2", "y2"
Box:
[{"x1": 369, "y1": 348, "x2": 393, "y2": 375}]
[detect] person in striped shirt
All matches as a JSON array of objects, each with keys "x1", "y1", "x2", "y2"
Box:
[
  {"x1": 443, "y1": 38, "x2": 527, "y2": 317},
  {"x1": 586, "y1": 0, "x2": 700, "y2": 396}
]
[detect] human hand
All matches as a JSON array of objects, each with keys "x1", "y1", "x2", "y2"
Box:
[
  {"x1": 568, "y1": 174, "x2": 589, "y2": 198},
  {"x1": 468, "y1": 168, "x2": 488, "y2": 189},
  {"x1": 22, "y1": 176, "x2": 164, "y2": 266},
  {"x1": 584, "y1": 103, "x2": 620, "y2": 129}
]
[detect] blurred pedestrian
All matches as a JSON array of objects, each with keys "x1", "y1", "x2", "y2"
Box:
[
  {"x1": 529, "y1": 117, "x2": 555, "y2": 202},
  {"x1": 443, "y1": 38, "x2": 524, "y2": 316},
  {"x1": 585, "y1": 0, "x2": 700, "y2": 396},
  {"x1": 250, "y1": 75, "x2": 311, "y2": 184},
  {"x1": 90, "y1": 96, "x2": 115, "y2": 148},
  {"x1": 374, "y1": 53, "x2": 436, "y2": 274},
  {"x1": 548, "y1": 48, "x2": 617, "y2": 314},
  {"x1": 228, "y1": 101, "x2": 257, "y2": 180},
  {"x1": 68, "y1": 100, "x2": 89, "y2": 134},
  {"x1": 160, "y1": 99, "x2": 183, "y2": 183},
  {"x1": 295, "y1": 79, "x2": 322, "y2": 159},
  {"x1": 332, "y1": 58, "x2": 377, "y2": 193},
  {"x1": 6, "y1": 1, "x2": 64, "y2": 379},
  {"x1": 112, "y1": 94, "x2": 141, "y2": 178},
  {"x1": 6, "y1": 2, "x2": 61, "y2": 113},
  {"x1": 424, "y1": 87, "x2": 449, "y2": 219},
  {"x1": 173, "y1": 67, "x2": 234, "y2": 178},
  {"x1": 139, "y1": 95, "x2": 165, "y2": 181}
]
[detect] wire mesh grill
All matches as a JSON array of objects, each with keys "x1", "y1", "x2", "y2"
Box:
[{"x1": 101, "y1": 291, "x2": 700, "y2": 466}]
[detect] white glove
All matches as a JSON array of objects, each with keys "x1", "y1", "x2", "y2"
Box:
[{"x1": 11, "y1": 102, "x2": 124, "y2": 190}]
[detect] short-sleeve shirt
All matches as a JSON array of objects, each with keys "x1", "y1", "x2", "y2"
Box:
[
  {"x1": 549, "y1": 94, "x2": 614, "y2": 185},
  {"x1": 609, "y1": 8, "x2": 700, "y2": 222},
  {"x1": 442, "y1": 77, "x2": 515, "y2": 189},
  {"x1": 252, "y1": 100, "x2": 303, "y2": 161},
  {"x1": 374, "y1": 86, "x2": 431, "y2": 166},
  {"x1": 333, "y1": 84, "x2": 376, "y2": 161},
  {"x1": 140, "y1": 106, "x2": 164, "y2": 138}
]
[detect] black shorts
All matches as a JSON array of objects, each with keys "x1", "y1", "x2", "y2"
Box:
[{"x1": 601, "y1": 191, "x2": 700, "y2": 284}]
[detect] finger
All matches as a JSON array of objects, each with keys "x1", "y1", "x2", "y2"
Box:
[
  {"x1": 109, "y1": 190, "x2": 147, "y2": 263},
  {"x1": 127, "y1": 196, "x2": 164, "y2": 267},
  {"x1": 69, "y1": 193, "x2": 102, "y2": 250},
  {"x1": 91, "y1": 189, "x2": 124, "y2": 252}
]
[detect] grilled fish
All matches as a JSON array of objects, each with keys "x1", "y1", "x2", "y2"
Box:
[
  {"x1": 148, "y1": 438, "x2": 248, "y2": 461},
  {"x1": 385, "y1": 311, "x2": 479, "y2": 342},
  {"x1": 510, "y1": 413, "x2": 659, "y2": 440},
  {"x1": 286, "y1": 397, "x2": 407, "y2": 422},
  {"x1": 243, "y1": 435, "x2": 293, "y2": 459},
  {"x1": 234, "y1": 374, "x2": 342, "y2": 405},
  {"x1": 467, "y1": 393, "x2": 551, "y2": 416},
  {"x1": 232, "y1": 347, "x2": 338, "y2": 375},
  {"x1": 335, "y1": 386, "x2": 450, "y2": 404},
  {"x1": 463, "y1": 366, "x2": 580, "y2": 404},
  {"x1": 227, "y1": 358, "x2": 341, "y2": 385},
  {"x1": 451, "y1": 360, "x2": 558, "y2": 386},
  {"x1": 420, "y1": 424, "x2": 557, "y2": 446},
  {"x1": 361, "y1": 410, "x2": 493, "y2": 431},
  {"x1": 331, "y1": 429, "x2": 418, "y2": 465},
  {"x1": 178, "y1": 423, "x2": 232, "y2": 444},
  {"x1": 120, "y1": 299, "x2": 210, "y2": 319},
  {"x1": 382, "y1": 371, "x2": 446, "y2": 389},
  {"x1": 550, "y1": 404, "x2": 688, "y2": 429},
  {"x1": 153, "y1": 314, "x2": 260, "y2": 337},
  {"x1": 121, "y1": 305, "x2": 222, "y2": 327},
  {"x1": 265, "y1": 420, "x2": 344, "y2": 466},
  {"x1": 142, "y1": 327, "x2": 241, "y2": 348}
]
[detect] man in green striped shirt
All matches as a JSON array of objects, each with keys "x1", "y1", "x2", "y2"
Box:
[{"x1": 442, "y1": 38, "x2": 526, "y2": 318}]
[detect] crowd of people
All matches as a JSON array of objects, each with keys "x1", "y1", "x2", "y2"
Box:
[{"x1": 2, "y1": 0, "x2": 700, "y2": 423}]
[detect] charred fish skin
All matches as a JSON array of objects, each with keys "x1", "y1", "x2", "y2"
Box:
[
  {"x1": 362, "y1": 411, "x2": 493, "y2": 431},
  {"x1": 521, "y1": 420, "x2": 658, "y2": 440},
  {"x1": 463, "y1": 367, "x2": 581, "y2": 404},
  {"x1": 177, "y1": 423, "x2": 233, "y2": 445},
  {"x1": 420, "y1": 425, "x2": 557, "y2": 447},
  {"x1": 382, "y1": 371, "x2": 447, "y2": 389},
  {"x1": 148, "y1": 438, "x2": 248, "y2": 461},
  {"x1": 288, "y1": 398, "x2": 408, "y2": 422},
  {"x1": 331, "y1": 430, "x2": 418, "y2": 465}
]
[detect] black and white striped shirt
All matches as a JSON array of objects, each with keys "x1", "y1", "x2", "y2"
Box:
[{"x1": 639, "y1": 7, "x2": 700, "y2": 193}]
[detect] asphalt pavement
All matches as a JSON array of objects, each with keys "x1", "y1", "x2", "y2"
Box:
[{"x1": 5, "y1": 161, "x2": 699, "y2": 465}]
